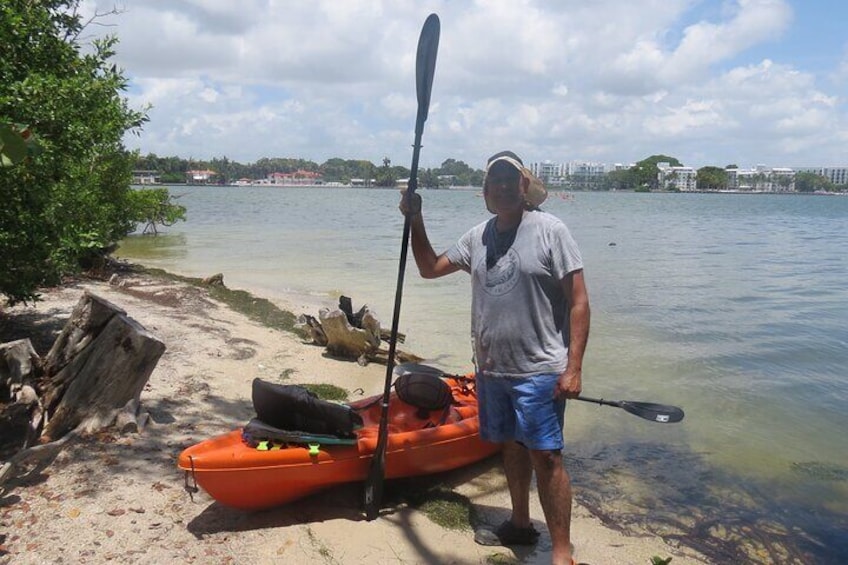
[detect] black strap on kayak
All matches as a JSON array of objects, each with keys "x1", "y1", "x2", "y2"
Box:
[{"x1": 183, "y1": 456, "x2": 199, "y2": 501}]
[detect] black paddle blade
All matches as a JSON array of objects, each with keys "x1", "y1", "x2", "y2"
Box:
[
  {"x1": 619, "y1": 401, "x2": 685, "y2": 423},
  {"x1": 415, "y1": 14, "x2": 440, "y2": 129},
  {"x1": 572, "y1": 395, "x2": 687, "y2": 424}
]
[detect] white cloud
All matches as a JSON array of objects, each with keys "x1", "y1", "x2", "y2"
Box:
[
  {"x1": 667, "y1": 0, "x2": 793, "y2": 77},
  {"x1": 645, "y1": 100, "x2": 729, "y2": 137},
  {"x1": 78, "y1": 0, "x2": 848, "y2": 169}
]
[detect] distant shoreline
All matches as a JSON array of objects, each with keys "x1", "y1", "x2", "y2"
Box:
[{"x1": 132, "y1": 183, "x2": 846, "y2": 196}]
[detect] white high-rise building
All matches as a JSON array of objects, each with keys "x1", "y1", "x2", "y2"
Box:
[
  {"x1": 657, "y1": 162, "x2": 697, "y2": 191},
  {"x1": 566, "y1": 161, "x2": 607, "y2": 189},
  {"x1": 726, "y1": 165, "x2": 795, "y2": 192},
  {"x1": 794, "y1": 167, "x2": 848, "y2": 186},
  {"x1": 529, "y1": 161, "x2": 566, "y2": 186}
]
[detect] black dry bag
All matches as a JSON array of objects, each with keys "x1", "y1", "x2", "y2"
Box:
[{"x1": 393, "y1": 372, "x2": 452, "y2": 413}]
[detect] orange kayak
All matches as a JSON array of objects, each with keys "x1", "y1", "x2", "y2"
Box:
[{"x1": 177, "y1": 374, "x2": 500, "y2": 511}]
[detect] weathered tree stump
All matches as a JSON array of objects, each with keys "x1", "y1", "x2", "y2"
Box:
[
  {"x1": 296, "y1": 296, "x2": 421, "y2": 366},
  {"x1": 1, "y1": 292, "x2": 165, "y2": 492},
  {"x1": 319, "y1": 307, "x2": 381, "y2": 361},
  {"x1": 296, "y1": 314, "x2": 328, "y2": 346},
  {"x1": 0, "y1": 339, "x2": 42, "y2": 459},
  {"x1": 40, "y1": 292, "x2": 166, "y2": 440},
  {"x1": 39, "y1": 293, "x2": 123, "y2": 412},
  {"x1": 0, "y1": 338, "x2": 40, "y2": 397}
]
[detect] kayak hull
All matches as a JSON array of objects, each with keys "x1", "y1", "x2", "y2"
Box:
[{"x1": 177, "y1": 375, "x2": 500, "y2": 510}]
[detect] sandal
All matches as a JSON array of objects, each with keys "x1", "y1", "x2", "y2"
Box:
[{"x1": 474, "y1": 520, "x2": 541, "y2": 546}]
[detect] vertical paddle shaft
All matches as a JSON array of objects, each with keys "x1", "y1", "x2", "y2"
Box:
[{"x1": 364, "y1": 14, "x2": 440, "y2": 521}]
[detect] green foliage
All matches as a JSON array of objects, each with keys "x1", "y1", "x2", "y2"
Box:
[
  {"x1": 418, "y1": 168, "x2": 440, "y2": 188},
  {"x1": 301, "y1": 383, "x2": 349, "y2": 402},
  {"x1": 632, "y1": 154, "x2": 683, "y2": 190},
  {"x1": 650, "y1": 556, "x2": 672, "y2": 565},
  {"x1": 438, "y1": 158, "x2": 483, "y2": 186},
  {"x1": 127, "y1": 187, "x2": 187, "y2": 234},
  {"x1": 602, "y1": 168, "x2": 638, "y2": 190},
  {"x1": 0, "y1": 0, "x2": 148, "y2": 304},
  {"x1": 0, "y1": 122, "x2": 42, "y2": 166},
  {"x1": 697, "y1": 166, "x2": 729, "y2": 190},
  {"x1": 131, "y1": 153, "x2": 491, "y2": 188},
  {"x1": 404, "y1": 486, "x2": 476, "y2": 530},
  {"x1": 794, "y1": 171, "x2": 833, "y2": 193},
  {"x1": 375, "y1": 156, "x2": 398, "y2": 187},
  {"x1": 140, "y1": 267, "x2": 307, "y2": 337}
]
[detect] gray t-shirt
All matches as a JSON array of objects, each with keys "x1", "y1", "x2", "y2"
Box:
[{"x1": 445, "y1": 210, "x2": 583, "y2": 377}]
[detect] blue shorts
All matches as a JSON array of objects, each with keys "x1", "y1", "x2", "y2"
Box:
[{"x1": 476, "y1": 372, "x2": 566, "y2": 451}]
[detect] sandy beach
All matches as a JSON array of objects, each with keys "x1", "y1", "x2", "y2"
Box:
[{"x1": 0, "y1": 268, "x2": 710, "y2": 564}]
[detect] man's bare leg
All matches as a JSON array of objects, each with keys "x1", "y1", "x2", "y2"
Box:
[
  {"x1": 502, "y1": 441, "x2": 533, "y2": 528},
  {"x1": 531, "y1": 449, "x2": 573, "y2": 565}
]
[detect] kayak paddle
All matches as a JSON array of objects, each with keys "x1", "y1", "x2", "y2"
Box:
[
  {"x1": 573, "y1": 396, "x2": 684, "y2": 423},
  {"x1": 364, "y1": 13, "x2": 440, "y2": 521},
  {"x1": 394, "y1": 362, "x2": 685, "y2": 424}
]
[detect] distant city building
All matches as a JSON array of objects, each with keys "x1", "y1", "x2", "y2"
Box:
[
  {"x1": 528, "y1": 160, "x2": 608, "y2": 188},
  {"x1": 514, "y1": 156, "x2": 847, "y2": 193},
  {"x1": 185, "y1": 169, "x2": 217, "y2": 185},
  {"x1": 132, "y1": 170, "x2": 160, "y2": 185},
  {"x1": 770, "y1": 167, "x2": 796, "y2": 192},
  {"x1": 529, "y1": 161, "x2": 566, "y2": 186},
  {"x1": 725, "y1": 165, "x2": 795, "y2": 192},
  {"x1": 265, "y1": 170, "x2": 323, "y2": 186},
  {"x1": 794, "y1": 167, "x2": 848, "y2": 186},
  {"x1": 567, "y1": 161, "x2": 607, "y2": 188},
  {"x1": 437, "y1": 174, "x2": 458, "y2": 186},
  {"x1": 657, "y1": 162, "x2": 697, "y2": 191}
]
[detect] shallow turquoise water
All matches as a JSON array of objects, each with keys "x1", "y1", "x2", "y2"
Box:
[{"x1": 119, "y1": 187, "x2": 848, "y2": 562}]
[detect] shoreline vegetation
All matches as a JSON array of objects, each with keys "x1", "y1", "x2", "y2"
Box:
[
  {"x1": 136, "y1": 182, "x2": 848, "y2": 196},
  {"x1": 0, "y1": 261, "x2": 711, "y2": 564},
  {"x1": 133, "y1": 152, "x2": 848, "y2": 195}
]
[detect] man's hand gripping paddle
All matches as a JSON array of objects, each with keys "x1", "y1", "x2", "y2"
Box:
[{"x1": 364, "y1": 13, "x2": 440, "y2": 521}]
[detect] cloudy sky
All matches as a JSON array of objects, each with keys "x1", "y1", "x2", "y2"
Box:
[{"x1": 81, "y1": 0, "x2": 847, "y2": 170}]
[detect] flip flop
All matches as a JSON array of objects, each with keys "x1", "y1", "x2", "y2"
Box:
[{"x1": 474, "y1": 520, "x2": 541, "y2": 546}]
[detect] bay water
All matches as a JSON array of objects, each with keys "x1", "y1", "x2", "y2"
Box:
[{"x1": 118, "y1": 187, "x2": 848, "y2": 563}]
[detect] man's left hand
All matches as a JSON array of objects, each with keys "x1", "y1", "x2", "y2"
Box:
[{"x1": 555, "y1": 368, "x2": 582, "y2": 399}]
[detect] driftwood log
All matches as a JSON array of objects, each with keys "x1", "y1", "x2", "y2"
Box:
[
  {"x1": 303, "y1": 296, "x2": 422, "y2": 366},
  {"x1": 1, "y1": 292, "x2": 165, "y2": 491},
  {"x1": 319, "y1": 307, "x2": 381, "y2": 361}
]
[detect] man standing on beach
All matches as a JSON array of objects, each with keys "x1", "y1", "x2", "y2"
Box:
[{"x1": 399, "y1": 150, "x2": 590, "y2": 565}]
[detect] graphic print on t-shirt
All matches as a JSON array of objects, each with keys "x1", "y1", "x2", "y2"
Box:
[{"x1": 481, "y1": 248, "x2": 520, "y2": 296}]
